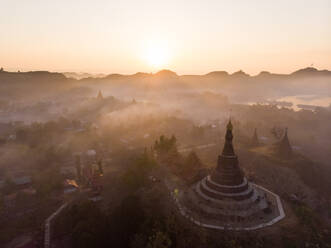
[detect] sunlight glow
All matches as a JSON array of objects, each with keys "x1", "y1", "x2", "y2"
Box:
[{"x1": 143, "y1": 42, "x2": 171, "y2": 69}]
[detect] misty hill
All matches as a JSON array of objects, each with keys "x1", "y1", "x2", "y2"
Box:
[
  {"x1": 1, "y1": 67, "x2": 331, "y2": 104},
  {"x1": 0, "y1": 70, "x2": 77, "y2": 100},
  {"x1": 2, "y1": 67, "x2": 330, "y2": 83},
  {"x1": 0, "y1": 70, "x2": 67, "y2": 83},
  {"x1": 291, "y1": 67, "x2": 331, "y2": 77},
  {"x1": 79, "y1": 67, "x2": 330, "y2": 106},
  {"x1": 154, "y1": 69, "x2": 178, "y2": 78},
  {"x1": 96, "y1": 67, "x2": 331, "y2": 80},
  {"x1": 231, "y1": 70, "x2": 250, "y2": 78},
  {"x1": 204, "y1": 71, "x2": 229, "y2": 79}
]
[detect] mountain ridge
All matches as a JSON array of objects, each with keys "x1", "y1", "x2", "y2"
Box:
[{"x1": 1, "y1": 67, "x2": 331, "y2": 81}]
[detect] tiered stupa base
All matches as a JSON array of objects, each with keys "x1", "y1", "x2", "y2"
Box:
[{"x1": 178, "y1": 177, "x2": 284, "y2": 230}]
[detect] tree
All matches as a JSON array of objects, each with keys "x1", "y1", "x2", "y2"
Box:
[
  {"x1": 0, "y1": 194, "x2": 4, "y2": 215},
  {"x1": 33, "y1": 166, "x2": 63, "y2": 197},
  {"x1": 16, "y1": 128, "x2": 28, "y2": 143},
  {"x1": 153, "y1": 135, "x2": 179, "y2": 164},
  {"x1": 75, "y1": 155, "x2": 82, "y2": 181},
  {"x1": 109, "y1": 195, "x2": 146, "y2": 248},
  {"x1": 122, "y1": 150, "x2": 157, "y2": 191},
  {"x1": 154, "y1": 135, "x2": 177, "y2": 155},
  {"x1": 147, "y1": 230, "x2": 172, "y2": 248},
  {"x1": 97, "y1": 159, "x2": 103, "y2": 175},
  {"x1": 175, "y1": 151, "x2": 205, "y2": 184},
  {"x1": 185, "y1": 151, "x2": 202, "y2": 171},
  {"x1": 2, "y1": 177, "x2": 15, "y2": 195},
  {"x1": 62, "y1": 201, "x2": 110, "y2": 248}
]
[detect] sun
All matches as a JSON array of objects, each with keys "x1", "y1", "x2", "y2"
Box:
[{"x1": 144, "y1": 43, "x2": 170, "y2": 69}]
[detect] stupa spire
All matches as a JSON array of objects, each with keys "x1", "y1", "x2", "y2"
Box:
[
  {"x1": 222, "y1": 119, "x2": 235, "y2": 156},
  {"x1": 211, "y1": 119, "x2": 244, "y2": 186}
]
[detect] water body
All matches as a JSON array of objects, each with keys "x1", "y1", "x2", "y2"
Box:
[
  {"x1": 248, "y1": 95, "x2": 331, "y2": 111},
  {"x1": 277, "y1": 95, "x2": 331, "y2": 111}
]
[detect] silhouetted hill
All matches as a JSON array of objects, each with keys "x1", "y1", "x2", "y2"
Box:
[
  {"x1": 0, "y1": 67, "x2": 330, "y2": 115},
  {"x1": 83, "y1": 70, "x2": 178, "y2": 82},
  {"x1": 291, "y1": 67, "x2": 331, "y2": 77},
  {"x1": 63, "y1": 67, "x2": 331, "y2": 83},
  {"x1": 204, "y1": 71, "x2": 229, "y2": 78},
  {"x1": 104, "y1": 73, "x2": 127, "y2": 80},
  {"x1": 256, "y1": 71, "x2": 274, "y2": 78},
  {"x1": 0, "y1": 70, "x2": 67, "y2": 82},
  {"x1": 254, "y1": 71, "x2": 287, "y2": 80},
  {"x1": 129, "y1": 72, "x2": 151, "y2": 79},
  {"x1": 2, "y1": 67, "x2": 330, "y2": 83},
  {"x1": 0, "y1": 70, "x2": 75, "y2": 100},
  {"x1": 231, "y1": 70, "x2": 250, "y2": 77},
  {"x1": 153, "y1": 69, "x2": 178, "y2": 79},
  {"x1": 1, "y1": 67, "x2": 330, "y2": 95}
]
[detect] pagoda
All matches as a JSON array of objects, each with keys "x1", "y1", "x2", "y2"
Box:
[
  {"x1": 177, "y1": 120, "x2": 285, "y2": 230},
  {"x1": 251, "y1": 128, "x2": 259, "y2": 147},
  {"x1": 97, "y1": 90, "x2": 104, "y2": 100},
  {"x1": 276, "y1": 128, "x2": 292, "y2": 159}
]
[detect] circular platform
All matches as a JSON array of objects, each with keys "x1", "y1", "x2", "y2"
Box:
[{"x1": 174, "y1": 182, "x2": 285, "y2": 230}]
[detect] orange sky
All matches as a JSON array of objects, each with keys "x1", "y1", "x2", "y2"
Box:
[{"x1": 1, "y1": 0, "x2": 330, "y2": 75}]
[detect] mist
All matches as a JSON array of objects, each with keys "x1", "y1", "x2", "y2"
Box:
[{"x1": 1, "y1": 67, "x2": 331, "y2": 247}]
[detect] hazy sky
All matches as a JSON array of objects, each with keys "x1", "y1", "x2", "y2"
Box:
[{"x1": 1, "y1": 0, "x2": 330, "y2": 75}]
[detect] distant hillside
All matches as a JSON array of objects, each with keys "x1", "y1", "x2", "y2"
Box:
[
  {"x1": 93, "y1": 67, "x2": 331, "y2": 80},
  {"x1": 0, "y1": 70, "x2": 67, "y2": 83},
  {"x1": 290, "y1": 67, "x2": 331, "y2": 77},
  {"x1": 2, "y1": 67, "x2": 330, "y2": 83},
  {"x1": 0, "y1": 67, "x2": 330, "y2": 102},
  {"x1": 0, "y1": 70, "x2": 76, "y2": 100}
]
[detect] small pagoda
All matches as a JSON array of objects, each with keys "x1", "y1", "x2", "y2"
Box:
[
  {"x1": 251, "y1": 128, "x2": 259, "y2": 147},
  {"x1": 177, "y1": 120, "x2": 285, "y2": 230},
  {"x1": 276, "y1": 128, "x2": 292, "y2": 159},
  {"x1": 97, "y1": 90, "x2": 104, "y2": 100}
]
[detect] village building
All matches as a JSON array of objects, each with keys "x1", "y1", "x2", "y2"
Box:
[
  {"x1": 63, "y1": 179, "x2": 79, "y2": 194},
  {"x1": 12, "y1": 175, "x2": 32, "y2": 189}
]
